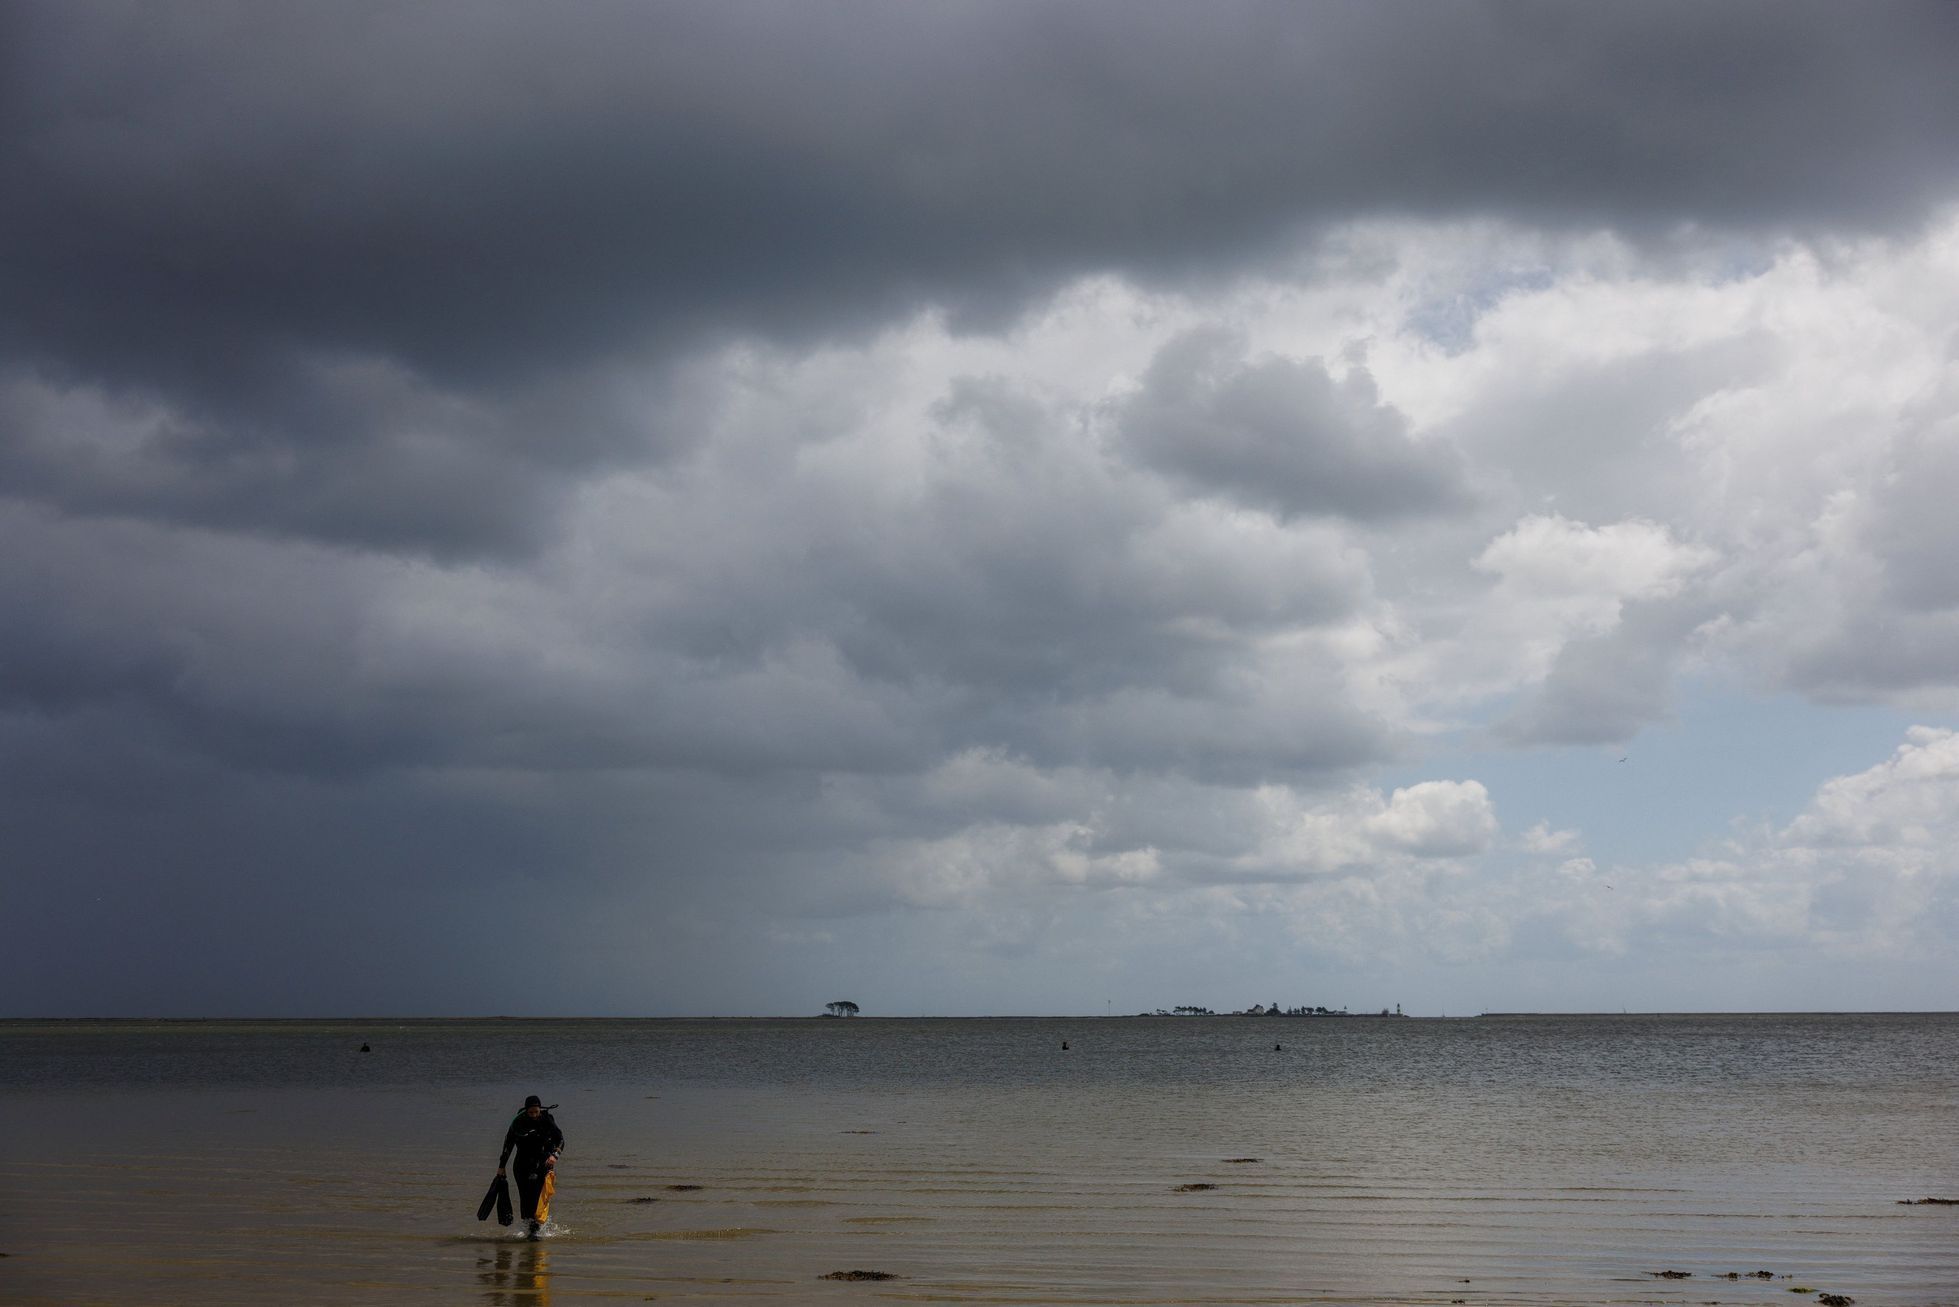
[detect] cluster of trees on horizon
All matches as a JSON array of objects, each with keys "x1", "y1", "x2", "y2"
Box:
[
  {"x1": 1147, "y1": 1003, "x2": 1405, "y2": 1018},
  {"x1": 807, "y1": 1000, "x2": 1408, "y2": 1018}
]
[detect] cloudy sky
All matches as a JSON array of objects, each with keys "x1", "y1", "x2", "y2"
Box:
[{"x1": 6, "y1": 2, "x2": 1959, "y2": 1017}]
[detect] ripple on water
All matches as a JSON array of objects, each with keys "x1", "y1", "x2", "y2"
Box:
[{"x1": 4, "y1": 1014, "x2": 1957, "y2": 1304}]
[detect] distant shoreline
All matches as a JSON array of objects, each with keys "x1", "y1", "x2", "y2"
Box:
[{"x1": 4, "y1": 1010, "x2": 1955, "y2": 1024}]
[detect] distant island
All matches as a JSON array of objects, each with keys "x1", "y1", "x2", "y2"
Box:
[
  {"x1": 800, "y1": 1001, "x2": 1415, "y2": 1019},
  {"x1": 1137, "y1": 1003, "x2": 1407, "y2": 1018}
]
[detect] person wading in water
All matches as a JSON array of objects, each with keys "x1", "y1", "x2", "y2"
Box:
[{"x1": 497, "y1": 1094, "x2": 565, "y2": 1238}]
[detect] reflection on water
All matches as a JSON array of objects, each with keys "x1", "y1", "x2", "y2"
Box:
[
  {"x1": 1, "y1": 1014, "x2": 1955, "y2": 1305},
  {"x1": 478, "y1": 1241, "x2": 550, "y2": 1307}
]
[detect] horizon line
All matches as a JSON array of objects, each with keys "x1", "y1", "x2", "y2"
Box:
[{"x1": 4, "y1": 1008, "x2": 1956, "y2": 1023}]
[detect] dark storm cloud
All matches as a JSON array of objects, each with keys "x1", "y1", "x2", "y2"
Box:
[
  {"x1": 5, "y1": 1, "x2": 1958, "y2": 553},
  {"x1": 1117, "y1": 329, "x2": 1463, "y2": 520},
  {"x1": 7, "y1": 1, "x2": 1959, "y2": 1017},
  {"x1": 825, "y1": 377, "x2": 1371, "y2": 693},
  {"x1": 0, "y1": 363, "x2": 606, "y2": 557},
  {"x1": 0, "y1": 409, "x2": 1381, "y2": 788},
  {"x1": 0, "y1": 695, "x2": 870, "y2": 1014},
  {"x1": 0, "y1": 497, "x2": 940, "y2": 782}
]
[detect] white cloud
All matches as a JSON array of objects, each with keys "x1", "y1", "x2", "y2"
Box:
[
  {"x1": 1474, "y1": 514, "x2": 1710, "y2": 607},
  {"x1": 1528, "y1": 728, "x2": 1959, "y2": 962},
  {"x1": 1783, "y1": 725, "x2": 1959, "y2": 864},
  {"x1": 1456, "y1": 514, "x2": 1717, "y2": 707},
  {"x1": 1523, "y1": 821, "x2": 1582, "y2": 855},
  {"x1": 1364, "y1": 780, "x2": 1499, "y2": 857}
]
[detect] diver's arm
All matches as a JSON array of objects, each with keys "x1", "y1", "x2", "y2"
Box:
[{"x1": 498, "y1": 1116, "x2": 520, "y2": 1173}]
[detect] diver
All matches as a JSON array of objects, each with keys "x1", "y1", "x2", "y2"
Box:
[{"x1": 497, "y1": 1094, "x2": 565, "y2": 1238}]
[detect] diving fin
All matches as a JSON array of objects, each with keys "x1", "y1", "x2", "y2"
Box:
[
  {"x1": 476, "y1": 1174, "x2": 498, "y2": 1221},
  {"x1": 476, "y1": 1173, "x2": 514, "y2": 1225}
]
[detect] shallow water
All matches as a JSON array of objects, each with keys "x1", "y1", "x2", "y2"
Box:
[{"x1": 2, "y1": 1014, "x2": 1955, "y2": 1304}]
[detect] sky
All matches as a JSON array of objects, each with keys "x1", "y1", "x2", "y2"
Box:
[{"x1": 5, "y1": 1, "x2": 1959, "y2": 1018}]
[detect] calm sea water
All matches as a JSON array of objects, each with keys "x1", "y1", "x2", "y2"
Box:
[{"x1": 1, "y1": 1014, "x2": 1954, "y2": 1305}]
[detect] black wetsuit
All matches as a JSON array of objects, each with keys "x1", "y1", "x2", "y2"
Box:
[{"x1": 499, "y1": 1110, "x2": 565, "y2": 1223}]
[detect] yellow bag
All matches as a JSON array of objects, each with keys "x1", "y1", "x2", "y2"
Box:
[{"x1": 535, "y1": 1169, "x2": 556, "y2": 1223}]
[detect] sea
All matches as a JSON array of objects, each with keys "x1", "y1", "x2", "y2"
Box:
[{"x1": 0, "y1": 1013, "x2": 1954, "y2": 1306}]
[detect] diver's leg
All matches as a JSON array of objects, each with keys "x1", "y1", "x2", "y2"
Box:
[{"x1": 516, "y1": 1165, "x2": 544, "y2": 1235}]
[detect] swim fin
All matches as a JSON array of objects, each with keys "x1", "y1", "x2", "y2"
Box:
[{"x1": 477, "y1": 1173, "x2": 514, "y2": 1226}]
